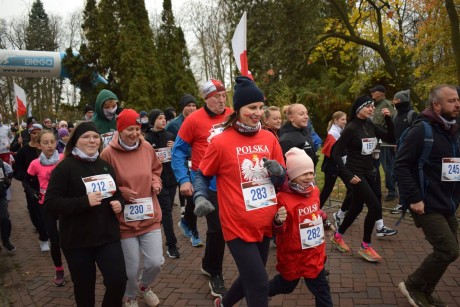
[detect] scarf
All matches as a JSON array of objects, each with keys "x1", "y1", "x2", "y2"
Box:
[
  {"x1": 119, "y1": 136, "x2": 139, "y2": 151},
  {"x1": 289, "y1": 181, "x2": 314, "y2": 196},
  {"x1": 72, "y1": 147, "x2": 99, "y2": 162},
  {"x1": 233, "y1": 120, "x2": 261, "y2": 136},
  {"x1": 39, "y1": 150, "x2": 60, "y2": 166}
]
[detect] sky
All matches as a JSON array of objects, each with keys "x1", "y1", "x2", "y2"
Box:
[{"x1": 0, "y1": 0, "x2": 183, "y2": 20}]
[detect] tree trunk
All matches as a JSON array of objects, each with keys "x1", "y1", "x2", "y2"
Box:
[{"x1": 445, "y1": 0, "x2": 460, "y2": 84}]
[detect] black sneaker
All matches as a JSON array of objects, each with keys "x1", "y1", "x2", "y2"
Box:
[
  {"x1": 209, "y1": 274, "x2": 226, "y2": 297},
  {"x1": 3, "y1": 241, "x2": 16, "y2": 252},
  {"x1": 425, "y1": 293, "x2": 447, "y2": 307},
  {"x1": 166, "y1": 245, "x2": 180, "y2": 259},
  {"x1": 376, "y1": 225, "x2": 398, "y2": 237}
]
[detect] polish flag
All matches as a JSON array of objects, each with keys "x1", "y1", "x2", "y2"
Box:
[
  {"x1": 14, "y1": 83, "x2": 27, "y2": 117},
  {"x1": 231, "y1": 11, "x2": 253, "y2": 80}
]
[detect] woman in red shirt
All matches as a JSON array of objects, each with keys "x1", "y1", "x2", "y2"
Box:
[{"x1": 194, "y1": 76, "x2": 285, "y2": 307}]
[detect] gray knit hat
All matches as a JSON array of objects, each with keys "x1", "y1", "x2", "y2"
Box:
[{"x1": 394, "y1": 90, "x2": 410, "y2": 103}]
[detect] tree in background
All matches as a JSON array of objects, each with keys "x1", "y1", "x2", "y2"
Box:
[
  {"x1": 25, "y1": 0, "x2": 63, "y2": 120},
  {"x1": 155, "y1": 0, "x2": 197, "y2": 111}
]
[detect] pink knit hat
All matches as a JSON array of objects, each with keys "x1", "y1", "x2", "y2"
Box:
[{"x1": 285, "y1": 147, "x2": 314, "y2": 180}]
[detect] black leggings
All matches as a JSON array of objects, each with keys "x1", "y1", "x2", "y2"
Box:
[
  {"x1": 338, "y1": 172, "x2": 382, "y2": 244},
  {"x1": 320, "y1": 171, "x2": 338, "y2": 208},
  {"x1": 223, "y1": 237, "x2": 271, "y2": 307},
  {"x1": 39, "y1": 205, "x2": 62, "y2": 268}
]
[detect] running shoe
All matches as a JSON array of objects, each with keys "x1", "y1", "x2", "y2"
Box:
[
  {"x1": 330, "y1": 235, "x2": 351, "y2": 253},
  {"x1": 178, "y1": 219, "x2": 192, "y2": 238},
  {"x1": 425, "y1": 293, "x2": 447, "y2": 307},
  {"x1": 40, "y1": 241, "x2": 50, "y2": 252},
  {"x1": 191, "y1": 231, "x2": 203, "y2": 247},
  {"x1": 376, "y1": 225, "x2": 398, "y2": 237},
  {"x1": 3, "y1": 241, "x2": 16, "y2": 252},
  {"x1": 390, "y1": 204, "x2": 403, "y2": 214},
  {"x1": 214, "y1": 297, "x2": 223, "y2": 307},
  {"x1": 166, "y1": 245, "x2": 180, "y2": 258},
  {"x1": 124, "y1": 299, "x2": 139, "y2": 307},
  {"x1": 53, "y1": 270, "x2": 65, "y2": 287},
  {"x1": 141, "y1": 288, "x2": 160, "y2": 307},
  {"x1": 209, "y1": 274, "x2": 226, "y2": 297},
  {"x1": 358, "y1": 245, "x2": 382, "y2": 262},
  {"x1": 398, "y1": 281, "x2": 431, "y2": 307}
]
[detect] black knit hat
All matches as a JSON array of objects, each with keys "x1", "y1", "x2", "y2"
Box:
[
  {"x1": 233, "y1": 76, "x2": 264, "y2": 111},
  {"x1": 180, "y1": 94, "x2": 196, "y2": 110},
  {"x1": 350, "y1": 95, "x2": 374, "y2": 119},
  {"x1": 83, "y1": 105, "x2": 94, "y2": 114},
  {"x1": 164, "y1": 107, "x2": 176, "y2": 121},
  {"x1": 148, "y1": 109, "x2": 164, "y2": 125},
  {"x1": 67, "y1": 121, "x2": 99, "y2": 150}
]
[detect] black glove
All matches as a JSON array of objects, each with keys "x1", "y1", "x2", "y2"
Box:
[
  {"x1": 194, "y1": 196, "x2": 215, "y2": 217},
  {"x1": 262, "y1": 158, "x2": 285, "y2": 176}
]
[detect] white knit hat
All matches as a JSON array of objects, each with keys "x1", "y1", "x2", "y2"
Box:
[{"x1": 285, "y1": 147, "x2": 314, "y2": 180}]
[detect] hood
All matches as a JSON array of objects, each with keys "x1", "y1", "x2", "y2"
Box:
[
  {"x1": 421, "y1": 108, "x2": 458, "y2": 135},
  {"x1": 95, "y1": 89, "x2": 118, "y2": 119}
]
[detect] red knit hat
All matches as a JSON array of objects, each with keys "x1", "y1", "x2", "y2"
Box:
[
  {"x1": 116, "y1": 109, "x2": 141, "y2": 132},
  {"x1": 201, "y1": 79, "x2": 226, "y2": 99}
]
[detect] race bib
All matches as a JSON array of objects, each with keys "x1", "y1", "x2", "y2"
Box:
[
  {"x1": 82, "y1": 174, "x2": 116, "y2": 199},
  {"x1": 155, "y1": 147, "x2": 171, "y2": 163},
  {"x1": 242, "y1": 178, "x2": 277, "y2": 211},
  {"x1": 442, "y1": 158, "x2": 460, "y2": 181},
  {"x1": 299, "y1": 214, "x2": 324, "y2": 249},
  {"x1": 124, "y1": 197, "x2": 154, "y2": 222},
  {"x1": 101, "y1": 131, "x2": 115, "y2": 149},
  {"x1": 361, "y1": 137, "x2": 377, "y2": 155}
]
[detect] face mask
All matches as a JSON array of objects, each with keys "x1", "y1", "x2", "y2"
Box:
[
  {"x1": 141, "y1": 118, "x2": 148, "y2": 124},
  {"x1": 103, "y1": 107, "x2": 117, "y2": 120},
  {"x1": 289, "y1": 181, "x2": 314, "y2": 195}
]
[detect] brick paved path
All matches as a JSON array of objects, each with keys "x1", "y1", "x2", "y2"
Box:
[{"x1": 1, "y1": 180, "x2": 459, "y2": 306}]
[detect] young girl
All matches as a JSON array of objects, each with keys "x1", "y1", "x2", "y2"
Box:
[
  {"x1": 26, "y1": 130, "x2": 65, "y2": 286},
  {"x1": 57, "y1": 128, "x2": 69, "y2": 153},
  {"x1": 269, "y1": 147, "x2": 333, "y2": 307}
]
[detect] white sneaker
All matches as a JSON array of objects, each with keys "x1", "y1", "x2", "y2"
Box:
[
  {"x1": 40, "y1": 241, "x2": 50, "y2": 252},
  {"x1": 142, "y1": 288, "x2": 159, "y2": 307},
  {"x1": 124, "y1": 298, "x2": 139, "y2": 307}
]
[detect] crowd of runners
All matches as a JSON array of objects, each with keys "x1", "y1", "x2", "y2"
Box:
[{"x1": 0, "y1": 79, "x2": 458, "y2": 307}]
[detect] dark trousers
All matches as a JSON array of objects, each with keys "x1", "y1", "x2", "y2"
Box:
[
  {"x1": 39, "y1": 205, "x2": 62, "y2": 267},
  {"x1": 157, "y1": 185, "x2": 178, "y2": 246},
  {"x1": 320, "y1": 167, "x2": 338, "y2": 208},
  {"x1": 338, "y1": 172, "x2": 381, "y2": 243},
  {"x1": 25, "y1": 193, "x2": 48, "y2": 242},
  {"x1": 0, "y1": 197, "x2": 11, "y2": 244},
  {"x1": 63, "y1": 241, "x2": 127, "y2": 307},
  {"x1": 223, "y1": 237, "x2": 271, "y2": 307},
  {"x1": 269, "y1": 269, "x2": 333, "y2": 307},
  {"x1": 407, "y1": 212, "x2": 459, "y2": 294},
  {"x1": 183, "y1": 195, "x2": 197, "y2": 231},
  {"x1": 202, "y1": 190, "x2": 225, "y2": 276}
]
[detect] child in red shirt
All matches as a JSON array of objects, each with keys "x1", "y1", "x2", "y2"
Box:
[{"x1": 270, "y1": 147, "x2": 333, "y2": 307}]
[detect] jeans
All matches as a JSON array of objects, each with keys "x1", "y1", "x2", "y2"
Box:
[
  {"x1": 269, "y1": 269, "x2": 333, "y2": 307},
  {"x1": 121, "y1": 229, "x2": 164, "y2": 299},
  {"x1": 63, "y1": 241, "x2": 127, "y2": 307},
  {"x1": 407, "y1": 212, "x2": 459, "y2": 294},
  {"x1": 202, "y1": 190, "x2": 225, "y2": 276},
  {"x1": 379, "y1": 146, "x2": 397, "y2": 197},
  {"x1": 223, "y1": 237, "x2": 271, "y2": 307},
  {"x1": 157, "y1": 185, "x2": 178, "y2": 246}
]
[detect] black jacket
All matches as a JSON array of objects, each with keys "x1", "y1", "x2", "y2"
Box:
[
  {"x1": 331, "y1": 116, "x2": 394, "y2": 183},
  {"x1": 13, "y1": 144, "x2": 40, "y2": 193},
  {"x1": 144, "y1": 129, "x2": 177, "y2": 187},
  {"x1": 394, "y1": 109, "x2": 460, "y2": 215},
  {"x1": 44, "y1": 156, "x2": 123, "y2": 250},
  {"x1": 279, "y1": 122, "x2": 318, "y2": 167}
]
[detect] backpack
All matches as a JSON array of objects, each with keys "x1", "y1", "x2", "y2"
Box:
[{"x1": 394, "y1": 120, "x2": 433, "y2": 225}]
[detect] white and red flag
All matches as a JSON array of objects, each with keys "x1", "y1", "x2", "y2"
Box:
[
  {"x1": 13, "y1": 83, "x2": 27, "y2": 117},
  {"x1": 231, "y1": 11, "x2": 253, "y2": 80}
]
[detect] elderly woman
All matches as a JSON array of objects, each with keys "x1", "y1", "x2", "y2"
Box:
[
  {"x1": 45, "y1": 121, "x2": 127, "y2": 307},
  {"x1": 194, "y1": 76, "x2": 286, "y2": 307},
  {"x1": 101, "y1": 109, "x2": 163, "y2": 307}
]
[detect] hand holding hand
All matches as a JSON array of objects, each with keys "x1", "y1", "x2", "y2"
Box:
[
  {"x1": 194, "y1": 196, "x2": 215, "y2": 217},
  {"x1": 350, "y1": 175, "x2": 361, "y2": 185},
  {"x1": 263, "y1": 158, "x2": 285, "y2": 176},
  {"x1": 88, "y1": 192, "x2": 103, "y2": 207},
  {"x1": 180, "y1": 182, "x2": 194, "y2": 196}
]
